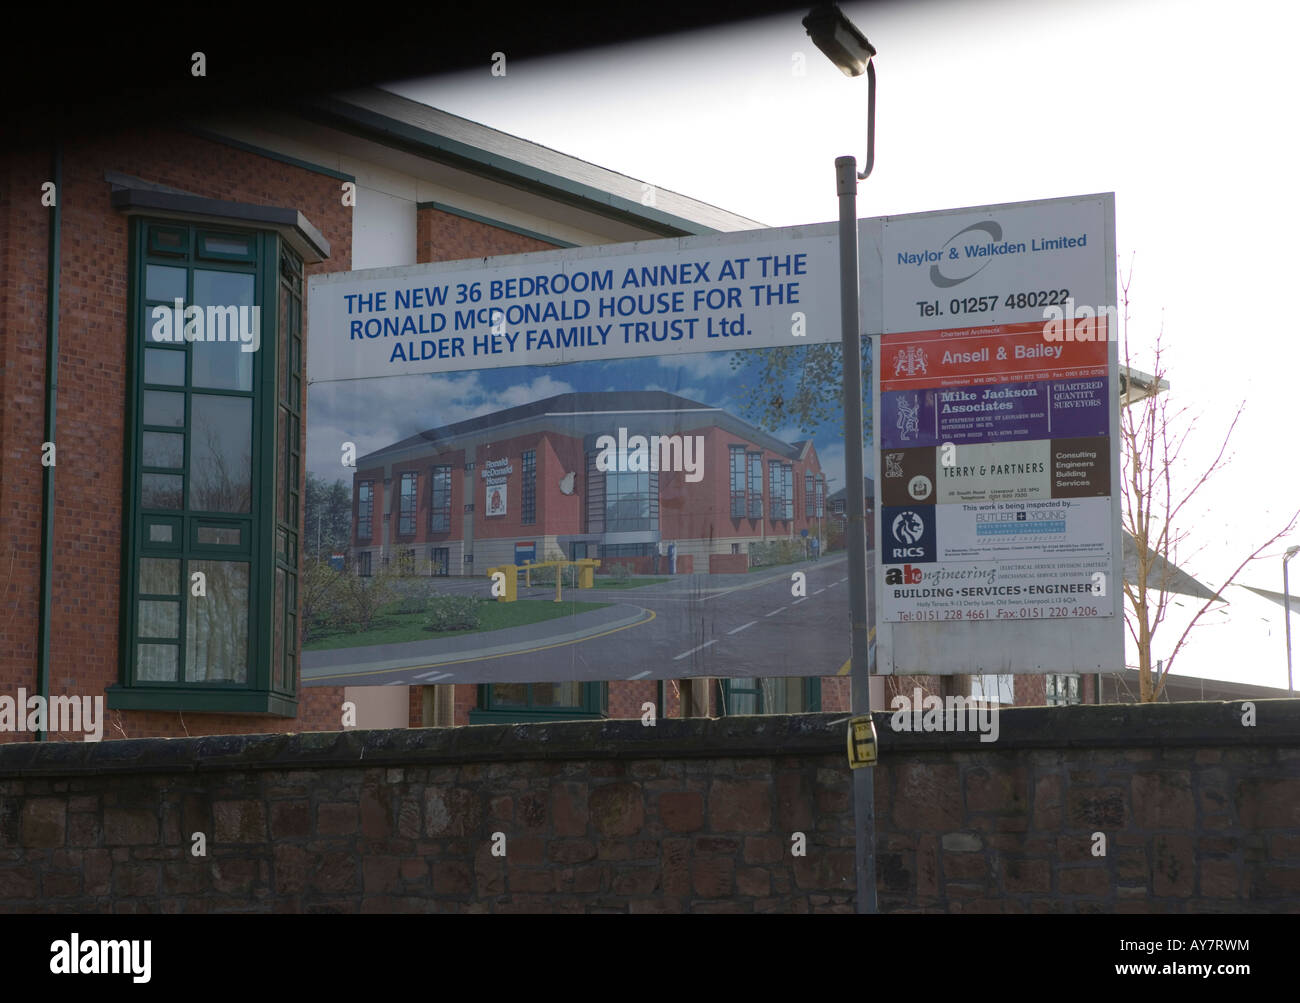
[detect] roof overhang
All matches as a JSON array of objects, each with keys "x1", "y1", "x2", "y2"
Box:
[{"x1": 110, "y1": 186, "x2": 330, "y2": 264}]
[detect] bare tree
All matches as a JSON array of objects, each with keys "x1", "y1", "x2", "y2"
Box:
[{"x1": 1119, "y1": 268, "x2": 1298, "y2": 701}]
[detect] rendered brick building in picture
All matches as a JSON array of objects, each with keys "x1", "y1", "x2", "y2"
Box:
[{"x1": 350, "y1": 390, "x2": 828, "y2": 578}]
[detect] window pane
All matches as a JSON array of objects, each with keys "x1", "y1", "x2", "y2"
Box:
[
  {"x1": 186, "y1": 560, "x2": 250, "y2": 683},
  {"x1": 149, "y1": 226, "x2": 186, "y2": 255},
  {"x1": 148, "y1": 523, "x2": 174, "y2": 543},
  {"x1": 190, "y1": 394, "x2": 251, "y2": 512},
  {"x1": 143, "y1": 390, "x2": 185, "y2": 427},
  {"x1": 144, "y1": 349, "x2": 185, "y2": 386},
  {"x1": 279, "y1": 284, "x2": 290, "y2": 405},
  {"x1": 200, "y1": 234, "x2": 252, "y2": 257},
  {"x1": 532, "y1": 682, "x2": 582, "y2": 708},
  {"x1": 139, "y1": 557, "x2": 180, "y2": 595},
  {"x1": 145, "y1": 264, "x2": 187, "y2": 302},
  {"x1": 191, "y1": 270, "x2": 255, "y2": 391},
  {"x1": 139, "y1": 600, "x2": 179, "y2": 638},
  {"x1": 729, "y1": 688, "x2": 759, "y2": 715},
  {"x1": 490, "y1": 683, "x2": 528, "y2": 707},
  {"x1": 142, "y1": 431, "x2": 184, "y2": 469},
  {"x1": 283, "y1": 575, "x2": 296, "y2": 690},
  {"x1": 274, "y1": 568, "x2": 286, "y2": 688},
  {"x1": 196, "y1": 526, "x2": 241, "y2": 546},
  {"x1": 136, "y1": 643, "x2": 178, "y2": 682},
  {"x1": 141, "y1": 472, "x2": 183, "y2": 509}
]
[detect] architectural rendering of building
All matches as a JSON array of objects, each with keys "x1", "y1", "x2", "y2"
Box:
[{"x1": 351, "y1": 390, "x2": 827, "y2": 578}]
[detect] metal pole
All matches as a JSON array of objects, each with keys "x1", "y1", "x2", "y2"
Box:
[
  {"x1": 1284, "y1": 554, "x2": 1294, "y2": 695},
  {"x1": 838, "y1": 154, "x2": 877, "y2": 915}
]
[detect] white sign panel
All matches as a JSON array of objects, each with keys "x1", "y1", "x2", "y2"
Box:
[
  {"x1": 882, "y1": 197, "x2": 1109, "y2": 333},
  {"x1": 873, "y1": 193, "x2": 1122, "y2": 674},
  {"x1": 308, "y1": 227, "x2": 848, "y2": 383}
]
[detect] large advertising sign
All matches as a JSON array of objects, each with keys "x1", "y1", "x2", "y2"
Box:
[
  {"x1": 872, "y1": 193, "x2": 1122, "y2": 675},
  {"x1": 299, "y1": 194, "x2": 1119, "y2": 689},
  {"x1": 302, "y1": 224, "x2": 881, "y2": 688}
]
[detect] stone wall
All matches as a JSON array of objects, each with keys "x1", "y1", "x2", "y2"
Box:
[{"x1": 0, "y1": 700, "x2": 1297, "y2": 913}]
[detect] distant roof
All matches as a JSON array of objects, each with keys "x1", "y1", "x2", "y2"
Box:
[
  {"x1": 1100, "y1": 667, "x2": 1293, "y2": 703},
  {"x1": 1122, "y1": 534, "x2": 1221, "y2": 601},
  {"x1": 827, "y1": 478, "x2": 876, "y2": 504},
  {"x1": 358, "y1": 391, "x2": 813, "y2": 466},
  {"x1": 293, "y1": 87, "x2": 767, "y2": 238},
  {"x1": 1241, "y1": 584, "x2": 1298, "y2": 610}
]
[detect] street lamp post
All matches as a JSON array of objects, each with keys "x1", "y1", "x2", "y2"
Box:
[
  {"x1": 1285, "y1": 545, "x2": 1299, "y2": 695},
  {"x1": 803, "y1": 1, "x2": 879, "y2": 916}
]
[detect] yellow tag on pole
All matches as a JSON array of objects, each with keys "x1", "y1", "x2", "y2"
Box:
[{"x1": 847, "y1": 716, "x2": 878, "y2": 769}]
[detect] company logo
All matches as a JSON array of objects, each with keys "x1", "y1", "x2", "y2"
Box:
[
  {"x1": 885, "y1": 452, "x2": 904, "y2": 478},
  {"x1": 892, "y1": 511, "x2": 925, "y2": 545},
  {"x1": 908, "y1": 475, "x2": 932, "y2": 501},
  {"x1": 884, "y1": 564, "x2": 923, "y2": 585},
  {"x1": 931, "y1": 221, "x2": 1004, "y2": 288},
  {"x1": 974, "y1": 506, "x2": 1066, "y2": 536},
  {"x1": 896, "y1": 394, "x2": 921, "y2": 443},
  {"x1": 892, "y1": 345, "x2": 928, "y2": 377},
  {"x1": 882, "y1": 505, "x2": 936, "y2": 562}
]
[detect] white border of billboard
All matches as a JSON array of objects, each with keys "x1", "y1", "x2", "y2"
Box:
[{"x1": 872, "y1": 192, "x2": 1122, "y2": 674}]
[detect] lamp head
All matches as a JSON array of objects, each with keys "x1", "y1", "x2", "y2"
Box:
[
  {"x1": 803, "y1": 3, "x2": 876, "y2": 77},
  {"x1": 1286, "y1": 545, "x2": 1300, "y2": 560}
]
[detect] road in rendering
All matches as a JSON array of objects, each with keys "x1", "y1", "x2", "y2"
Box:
[{"x1": 303, "y1": 554, "x2": 862, "y2": 687}]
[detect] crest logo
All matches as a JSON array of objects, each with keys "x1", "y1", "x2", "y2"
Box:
[
  {"x1": 893, "y1": 345, "x2": 928, "y2": 377},
  {"x1": 891, "y1": 511, "x2": 925, "y2": 546},
  {"x1": 885, "y1": 452, "x2": 904, "y2": 478},
  {"x1": 896, "y1": 394, "x2": 921, "y2": 443}
]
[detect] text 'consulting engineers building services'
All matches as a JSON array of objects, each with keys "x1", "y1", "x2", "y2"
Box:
[{"x1": 350, "y1": 391, "x2": 829, "y2": 578}]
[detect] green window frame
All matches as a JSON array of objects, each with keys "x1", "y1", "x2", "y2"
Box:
[
  {"x1": 730, "y1": 445, "x2": 746, "y2": 518},
  {"x1": 470, "y1": 681, "x2": 607, "y2": 723},
  {"x1": 747, "y1": 452, "x2": 762, "y2": 519},
  {"x1": 1045, "y1": 673, "x2": 1080, "y2": 706},
  {"x1": 430, "y1": 466, "x2": 451, "y2": 532},
  {"x1": 357, "y1": 480, "x2": 374, "y2": 541},
  {"x1": 719, "y1": 677, "x2": 821, "y2": 715},
  {"x1": 111, "y1": 218, "x2": 301, "y2": 715},
  {"x1": 398, "y1": 471, "x2": 417, "y2": 536},
  {"x1": 521, "y1": 450, "x2": 536, "y2": 525}
]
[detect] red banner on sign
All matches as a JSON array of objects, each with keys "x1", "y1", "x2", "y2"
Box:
[{"x1": 881, "y1": 319, "x2": 1108, "y2": 391}]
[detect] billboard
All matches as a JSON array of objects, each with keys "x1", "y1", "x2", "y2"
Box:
[
  {"x1": 872, "y1": 193, "x2": 1122, "y2": 674},
  {"x1": 300, "y1": 193, "x2": 1120, "y2": 688},
  {"x1": 302, "y1": 223, "x2": 880, "y2": 687}
]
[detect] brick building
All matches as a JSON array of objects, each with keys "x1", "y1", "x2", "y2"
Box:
[
  {"x1": 351, "y1": 390, "x2": 828, "y2": 578},
  {"x1": 1, "y1": 86, "x2": 804, "y2": 741}
]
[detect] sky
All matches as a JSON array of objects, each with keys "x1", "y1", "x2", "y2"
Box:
[{"x1": 326, "y1": 0, "x2": 1299, "y2": 689}]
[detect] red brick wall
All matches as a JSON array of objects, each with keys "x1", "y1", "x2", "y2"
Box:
[
  {"x1": 0, "y1": 128, "x2": 354, "y2": 740},
  {"x1": 608, "y1": 680, "x2": 656, "y2": 720},
  {"x1": 709, "y1": 554, "x2": 749, "y2": 574},
  {"x1": 417, "y1": 206, "x2": 557, "y2": 264},
  {"x1": 821, "y1": 675, "x2": 850, "y2": 712},
  {"x1": 659, "y1": 429, "x2": 823, "y2": 544}
]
